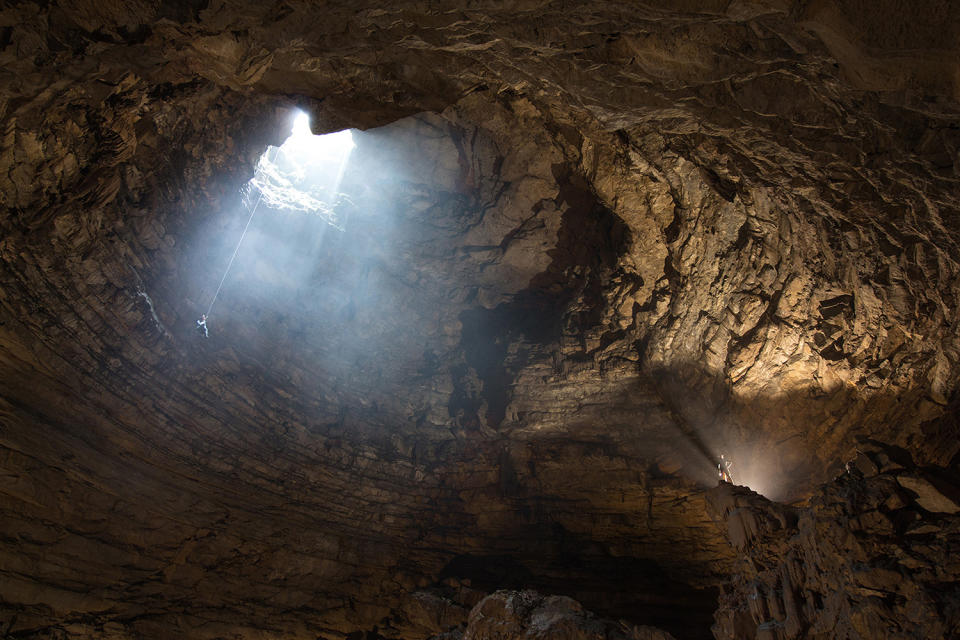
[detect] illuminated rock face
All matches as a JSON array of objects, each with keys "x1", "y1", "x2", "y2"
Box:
[{"x1": 1, "y1": 2, "x2": 959, "y2": 639}]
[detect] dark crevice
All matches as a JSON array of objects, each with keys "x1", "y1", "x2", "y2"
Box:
[
  {"x1": 438, "y1": 541, "x2": 718, "y2": 639},
  {"x1": 456, "y1": 164, "x2": 631, "y2": 428},
  {"x1": 699, "y1": 166, "x2": 740, "y2": 202}
]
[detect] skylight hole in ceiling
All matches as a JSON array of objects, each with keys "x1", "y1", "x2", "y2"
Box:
[{"x1": 246, "y1": 110, "x2": 357, "y2": 230}]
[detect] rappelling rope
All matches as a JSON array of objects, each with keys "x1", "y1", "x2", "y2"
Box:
[
  {"x1": 205, "y1": 146, "x2": 279, "y2": 319},
  {"x1": 204, "y1": 187, "x2": 264, "y2": 318}
]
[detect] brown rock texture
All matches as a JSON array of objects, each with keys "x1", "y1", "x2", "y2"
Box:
[
  {"x1": 452, "y1": 590, "x2": 676, "y2": 640},
  {"x1": 707, "y1": 440, "x2": 960, "y2": 639},
  {"x1": 1, "y1": 1, "x2": 960, "y2": 639}
]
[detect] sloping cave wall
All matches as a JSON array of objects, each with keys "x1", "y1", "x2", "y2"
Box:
[{"x1": 1, "y1": 1, "x2": 959, "y2": 639}]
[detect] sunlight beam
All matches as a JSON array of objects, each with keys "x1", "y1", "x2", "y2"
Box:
[{"x1": 248, "y1": 111, "x2": 356, "y2": 229}]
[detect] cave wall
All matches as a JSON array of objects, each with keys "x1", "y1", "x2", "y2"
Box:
[
  {"x1": 707, "y1": 440, "x2": 960, "y2": 639},
  {"x1": 2, "y1": 1, "x2": 960, "y2": 639}
]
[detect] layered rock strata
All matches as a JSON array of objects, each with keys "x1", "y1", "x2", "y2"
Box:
[{"x1": 1, "y1": 1, "x2": 960, "y2": 639}]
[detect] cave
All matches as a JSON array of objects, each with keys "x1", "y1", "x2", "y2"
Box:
[{"x1": 1, "y1": 2, "x2": 959, "y2": 639}]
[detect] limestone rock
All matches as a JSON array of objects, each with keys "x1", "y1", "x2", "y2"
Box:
[
  {"x1": 896, "y1": 475, "x2": 960, "y2": 514},
  {"x1": 708, "y1": 443, "x2": 960, "y2": 639},
  {"x1": 1, "y1": 1, "x2": 960, "y2": 639},
  {"x1": 457, "y1": 590, "x2": 676, "y2": 640}
]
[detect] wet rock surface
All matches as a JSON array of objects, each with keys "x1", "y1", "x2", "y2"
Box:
[
  {"x1": 707, "y1": 441, "x2": 960, "y2": 639},
  {"x1": 1, "y1": 1, "x2": 960, "y2": 638}
]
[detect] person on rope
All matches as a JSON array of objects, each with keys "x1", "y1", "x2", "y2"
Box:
[
  {"x1": 718, "y1": 454, "x2": 733, "y2": 483},
  {"x1": 196, "y1": 314, "x2": 208, "y2": 338}
]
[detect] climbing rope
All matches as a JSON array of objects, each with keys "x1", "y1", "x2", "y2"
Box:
[
  {"x1": 204, "y1": 187, "x2": 264, "y2": 318},
  {"x1": 204, "y1": 146, "x2": 278, "y2": 319}
]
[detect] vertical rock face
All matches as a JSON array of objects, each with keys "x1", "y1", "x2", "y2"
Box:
[
  {"x1": 1, "y1": 1, "x2": 960, "y2": 639},
  {"x1": 707, "y1": 441, "x2": 960, "y2": 639}
]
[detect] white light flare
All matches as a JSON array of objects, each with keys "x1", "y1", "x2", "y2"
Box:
[
  {"x1": 715, "y1": 445, "x2": 786, "y2": 501},
  {"x1": 291, "y1": 110, "x2": 312, "y2": 138},
  {"x1": 286, "y1": 110, "x2": 355, "y2": 159},
  {"x1": 249, "y1": 110, "x2": 356, "y2": 228}
]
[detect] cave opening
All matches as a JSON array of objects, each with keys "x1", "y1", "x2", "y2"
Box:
[
  {"x1": 198, "y1": 110, "x2": 360, "y2": 326},
  {"x1": 248, "y1": 110, "x2": 356, "y2": 229},
  {"x1": 3, "y1": 4, "x2": 960, "y2": 640}
]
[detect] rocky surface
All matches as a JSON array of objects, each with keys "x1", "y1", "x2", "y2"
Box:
[
  {"x1": 444, "y1": 590, "x2": 676, "y2": 640},
  {"x1": 1, "y1": 1, "x2": 960, "y2": 639},
  {"x1": 707, "y1": 440, "x2": 960, "y2": 639}
]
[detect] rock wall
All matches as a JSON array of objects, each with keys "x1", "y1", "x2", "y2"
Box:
[
  {"x1": 1, "y1": 1, "x2": 960, "y2": 639},
  {"x1": 707, "y1": 441, "x2": 960, "y2": 639}
]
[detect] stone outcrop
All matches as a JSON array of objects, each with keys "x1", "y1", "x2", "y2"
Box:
[
  {"x1": 1, "y1": 1, "x2": 960, "y2": 638},
  {"x1": 448, "y1": 590, "x2": 676, "y2": 640},
  {"x1": 707, "y1": 440, "x2": 960, "y2": 639}
]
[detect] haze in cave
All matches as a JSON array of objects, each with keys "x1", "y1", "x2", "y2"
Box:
[{"x1": 1, "y1": 2, "x2": 959, "y2": 640}]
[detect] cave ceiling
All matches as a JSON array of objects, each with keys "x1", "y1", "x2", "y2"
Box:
[{"x1": 1, "y1": 1, "x2": 959, "y2": 638}]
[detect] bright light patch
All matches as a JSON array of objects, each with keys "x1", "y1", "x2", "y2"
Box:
[
  {"x1": 291, "y1": 111, "x2": 312, "y2": 138},
  {"x1": 246, "y1": 111, "x2": 356, "y2": 229}
]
